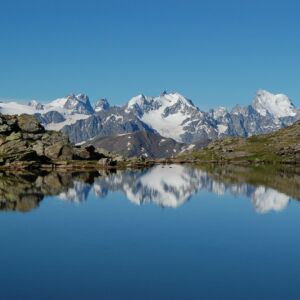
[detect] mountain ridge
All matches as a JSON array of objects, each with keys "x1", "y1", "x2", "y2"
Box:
[{"x1": 1, "y1": 89, "x2": 299, "y2": 158}]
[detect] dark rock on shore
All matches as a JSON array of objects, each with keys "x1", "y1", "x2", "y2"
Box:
[{"x1": 0, "y1": 114, "x2": 109, "y2": 168}]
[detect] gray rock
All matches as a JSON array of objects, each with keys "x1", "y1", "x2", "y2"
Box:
[
  {"x1": 41, "y1": 131, "x2": 69, "y2": 144},
  {"x1": 6, "y1": 132, "x2": 22, "y2": 141},
  {"x1": 0, "y1": 114, "x2": 113, "y2": 166},
  {"x1": 98, "y1": 158, "x2": 112, "y2": 166},
  {"x1": 44, "y1": 142, "x2": 65, "y2": 160},
  {"x1": 32, "y1": 140, "x2": 45, "y2": 156},
  {"x1": 0, "y1": 124, "x2": 11, "y2": 134},
  {"x1": 59, "y1": 145, "x2": 74, "y2": 160},
  {"x1": 17, "y1": 114, "x2": 45, "y2": 133}
]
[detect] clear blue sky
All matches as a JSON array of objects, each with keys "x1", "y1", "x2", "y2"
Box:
[{"x1": 1, "y1": 0, "x2": 300, "y2": 110}]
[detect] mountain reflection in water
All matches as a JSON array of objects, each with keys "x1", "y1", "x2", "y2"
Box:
[{"x1": 0, "y1": 164, "x2": 299, "y2": 213}]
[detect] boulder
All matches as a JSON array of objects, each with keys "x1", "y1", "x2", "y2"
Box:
[
  {"x1": 13, "y1": 150, "x2": 39, "y2": 162},
  {"x1": 44, "y1": 142, "x2": 74, "y2": 160},
  {"x1": 0, "y1": 133, "x2": 42, "y2": 162},
  {"x1": 74, "y1": 145, "x2": 105, "y2": 160},
  {"x1": 32, "y1": 140, "x2": 45, "y2": 156},
  {"x1": 0, "y1": 135, "x2": 6, "y2": 146},
  {"x1": 44, "y1": 142, "x2": 64, "y2": 160},
  {"x1": 98, "y1": 158, "x2": 111, "y2": 166},
  {"x1": 59, "y1": 145, "x2": 74, "y2": 160},
  {"x1": 41, "y1": 131, "x2": 69, "y2": 144},
  {"x1": 5, "y1": 116, "x2": 18, "y2": 127},
  {"x1": 6, "y1": 132, "x2": 22, "y2": 141},
  {"x1": 17, "y1": 114, "x2": 45, "y2": 133},
  {"x1": 22, "y1": 133, "x2": 44, "y2": 141},
  {"x1": 0, "y1": 124, "x2": 12, "y2": 134},
  {"x1": 74, "y1": 147, "x2": 92, "y2": 160},
  {"x1": 0, "y1": 140, "x2": 28, "y2": 156},
  {"x1": 98, "y1": 157, "x2": 117, "y2": 167}
]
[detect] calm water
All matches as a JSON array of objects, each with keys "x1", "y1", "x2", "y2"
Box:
[{"x1": 1, "y1": 164, "x2": 300, "y2": 300}]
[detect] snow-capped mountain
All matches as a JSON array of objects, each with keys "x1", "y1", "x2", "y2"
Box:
[
  {"x1": 0, "y1": 89, "x2": 299, "y2": 154},
  {"x1": 252, "y1": 90, "x2": 297, "y2": 118},
  {"x1": 94, "y1": 98, "x2": 110, "y2": 112},
  {"x1": 28, "y1": 100, "x2": 44, "y2": 110},
  {"x1": 0, "y1": 93, "x2": 95, "y2": 131},
  {"x1": 122, "y1": 89, "x2": 299, "y2": 144},
  {"x1": 124, "y1": 92, "x2": 216, "y2": 143},
  {"x1": 45, "y1": 93, "x2": 94, "y2": 115}
]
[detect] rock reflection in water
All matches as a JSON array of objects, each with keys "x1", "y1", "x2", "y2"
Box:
[
  {"x1": 0, "y1": 172, "x2": 97, "y2": 212},
  {"x1": 0, "y1": 165, "x2": 299, "y2": 213}
]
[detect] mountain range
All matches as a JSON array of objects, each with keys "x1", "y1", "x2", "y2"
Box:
[{"x1": 0, "y1": 90, "x2": 299, "y2": 158}]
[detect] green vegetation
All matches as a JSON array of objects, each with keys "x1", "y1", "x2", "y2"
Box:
[{"x1": 179, "y1": 121, "x2": 300, "y2": 165}]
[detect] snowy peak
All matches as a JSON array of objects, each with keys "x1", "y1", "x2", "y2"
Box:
[
  {"x1": 212, "y1": 106, "x2": 228, "y2": 119},
  {"x1": 252, "y1": 90, "x2": 296, "y2": 118},
  {"x1": 125, "y1": 92, "x2": 199, "y2": 142},
  {"x1": 126, "y1": 94, "x2": 147, "y2": 110},
  {"x1": 126, "y1": 92, "x2": 195, "y2": 112},
  {"x1": 94, "y1": 98, "x2": 110, "y2": 112},
  {"x1": 155, "y1": 92, "x2": 196, "y2": 111},
  {"x1": 47, "y1": 93, "x2": 94, "y2": 115},
  {"x1": 159, "y1": 92, "x2": 195, "y2": 107},
  {"x1": 63, "y1": 93, "x2": 94, "y2": 115},
  {"x1": 28, "y1": 100, "x2": 44, "y2": 110}
]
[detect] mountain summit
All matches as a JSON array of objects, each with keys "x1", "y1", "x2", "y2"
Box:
[
  {"x1": 48, "y1": 93, "x2": 94, "y2": 115},
  {"x1": 125, "y1": 92, "x2": 199, "y2": 141},
  {"x1": 252, "y1": 90, "x2": 297, "y2": 118}
]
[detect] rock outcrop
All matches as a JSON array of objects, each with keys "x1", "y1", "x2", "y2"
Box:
[{"x1": 0, "y1": 114, "x2": 105, "y2": 168}]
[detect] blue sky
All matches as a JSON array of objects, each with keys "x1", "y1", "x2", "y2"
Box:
[{"x1": 0, "y1": 0, "x2": 300, "y2": 110}]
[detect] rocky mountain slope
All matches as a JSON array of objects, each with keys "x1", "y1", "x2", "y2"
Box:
[
  {"x1": 84, "y1": 131, "x2": 187, "y2": 158},
  {"x1": 1, "y1": 90, "x2": 299, "y2": 157},
  {"x1": 180, "y1": 120, "x2": 300, "y2": 164},
  {"x1": 61, "y1": 106, "x2": 155, "y2": 144}
]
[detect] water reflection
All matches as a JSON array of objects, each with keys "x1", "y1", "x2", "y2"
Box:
[{"x1": 0, "y1": 165, "x2": 299, "y2": 213}]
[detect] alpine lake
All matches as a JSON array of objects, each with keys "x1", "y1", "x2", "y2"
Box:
[{"x1": 1, "y1": 163, "x2": 300, "y2": 300}]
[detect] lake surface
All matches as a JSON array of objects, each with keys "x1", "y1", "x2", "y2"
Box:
[{"x1": 1, "y1": 164, "x2": 300, "y2": 300}]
